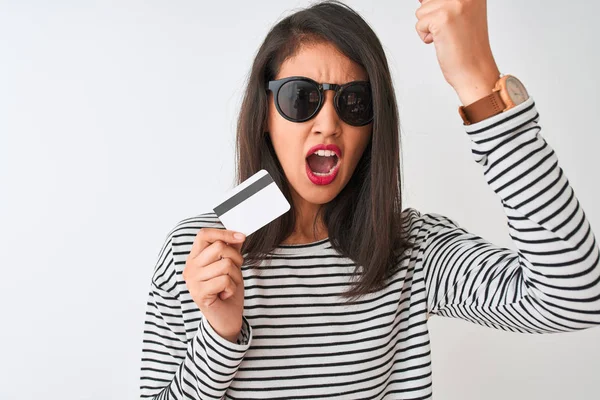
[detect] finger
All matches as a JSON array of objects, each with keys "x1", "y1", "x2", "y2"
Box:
[
  {"x1": 415, "y1": 0, "x2": 445, "y2": 22},
  {"x1": 188, "y1": 228, "x2": 246, "y2": 260},
  {"x1": 219, "y1": 291, "x2": 231, "y2": 301},
  {"x1": 197, "y1": 275, "x2": 238, "y2": 307},
  {"x1": 415, "y1": 18, "x2": 430, "y2": 42},
  {"x1": 189, "y1": 257, "x2": 244, "y2": 286},
  {"x1": 200, "y1": 240, "x2": 245, "y2": 268},
  {"x1": 415, "y1": 13, "x2": 437, "y2": 43},
  {"x1": 185, "y1": 240, "x2": 245, "y2": 280},
  {"x1": 228, "y1": 239, "x2": 245, "y2": 255}
]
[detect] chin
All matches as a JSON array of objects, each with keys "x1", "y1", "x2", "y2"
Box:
[{"x1": 303, "y1": 186, "x2": 340, "y2": 204}]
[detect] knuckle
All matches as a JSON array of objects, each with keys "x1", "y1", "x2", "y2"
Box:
[
  {"x1": 220, "y1": 274, "x2": 230, "y2": 285},
  {"x1": 215, "y1": 240, "x2": 227, "y2": 252},
  {"x1": 226, "y1": 275, "x2": 236, "y2": 289},
  {"x1": 228, "y1": 262, "x2": 239, "y2": 278},
  {"x1": 229, "y1": 260, "x2": 241, "y2": 276},
  {"x1": 223, "y1": 275, "x2": 235, "y2": 291},
  {"x1": 415, "y1": 20, "x2": 424, "y2": 32},
  {"x1": 226, "y1": 257, "x2": 236, "y2": 269}
]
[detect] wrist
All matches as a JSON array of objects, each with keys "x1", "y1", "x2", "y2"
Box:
[
  {"x1": 213, "y1": 326, "x2": 242, "y2": 343},
  {"x1": 225, "y1": 335, "x2": 239, "y2": 343},
  {"x1": 223, "y1": 328, "x2": 241, "y2": 343},
  {"x1": 454, "y1": 67, "x2": 501, "y2": 107}
]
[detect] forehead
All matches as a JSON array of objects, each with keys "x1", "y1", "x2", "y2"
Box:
[{"x1": 275, "y1": 41, "x2": 368, "y2": 84}]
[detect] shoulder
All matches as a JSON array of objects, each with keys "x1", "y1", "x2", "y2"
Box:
[
  {"x1": 399, "y1": 206, "x2": 461, "y2": 247},
  {"x1": 168, "y1": 211, "x2": 226, "y2": 248},
  {"x1": 151, "y1": 211, "x2": 225, "y2": 293}
]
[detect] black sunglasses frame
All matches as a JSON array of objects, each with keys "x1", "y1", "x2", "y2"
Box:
[{"x1": 266, "y1": 76, "x2": 374, "y2": 127}]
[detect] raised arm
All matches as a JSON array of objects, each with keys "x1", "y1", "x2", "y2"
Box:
[{"x1": 421, "y1": 96, "x2": 600, "y2": 333}]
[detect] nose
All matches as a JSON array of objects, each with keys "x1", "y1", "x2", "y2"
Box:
[{"x1": 312, "y1": 90, "x2": 341, "y2": 136}]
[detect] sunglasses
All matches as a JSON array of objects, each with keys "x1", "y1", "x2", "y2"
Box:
[{"x1": 266, "y1": 76, "x2": 374, "y2": 126}]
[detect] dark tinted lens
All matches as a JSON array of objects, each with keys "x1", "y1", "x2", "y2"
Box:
[
  {"x1": 277, "y1": 80, "x2": 320, "y2": 121},
  {"x1": 336, "y1": 82, "x2": 373, "y2": 126}
]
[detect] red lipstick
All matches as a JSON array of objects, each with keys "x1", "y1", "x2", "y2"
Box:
[
  {"x1": 305, "y1": 143, "x2": 342, "y2": 158},
  {"x1": 305, "y1": 143, "x2": 342, "y2": 185}
]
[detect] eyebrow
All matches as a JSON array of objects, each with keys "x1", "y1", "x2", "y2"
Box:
[{"x1": 275, "y1": 75, "x2": 368, "y2": 83}]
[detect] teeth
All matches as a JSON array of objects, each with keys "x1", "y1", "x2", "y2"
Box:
[
  {"x1": 313, "y1": 149, "x2": 337, "y2": 157},
  {"x1": 307, "y1": 148, "x2": 340, "y2": 177},
  {"x1": 313, "y1": 169, "x2": 335, "y2": 176}
]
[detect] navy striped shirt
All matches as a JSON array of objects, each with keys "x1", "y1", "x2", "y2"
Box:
[{"x1": 140, "y1": 96, "x2": 600, "y2": 399}]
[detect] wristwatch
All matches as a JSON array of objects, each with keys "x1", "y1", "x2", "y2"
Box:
[{"x1": 458, "y1": 74, "x2": 529, "y2": 125}]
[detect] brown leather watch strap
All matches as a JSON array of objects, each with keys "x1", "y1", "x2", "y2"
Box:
[{"x1": 459, "y1": 90, "x2": 505, "y2": 125}]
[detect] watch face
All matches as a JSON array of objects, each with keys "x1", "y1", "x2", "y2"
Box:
[{"x1": 506, "y1": 76, "x2": 529, "y2": 105}]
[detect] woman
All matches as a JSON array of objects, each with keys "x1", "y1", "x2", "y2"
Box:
[{"x1": 140, "y1": 1, "x2": 600, "y2": 398}]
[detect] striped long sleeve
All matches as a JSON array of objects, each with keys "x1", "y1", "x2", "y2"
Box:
[
  {"x1": 422, "y1": 95, "x2": 600, "y2": 333},
  {"x1": 139, "y1": 94, "x2": 599, "y2": 399},
  {"x1": 140, "y1": 234, "x2": 253, "y2": 399}
]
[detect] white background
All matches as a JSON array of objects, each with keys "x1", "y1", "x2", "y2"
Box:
[{"x1": 1, "y1": 0, "x2": 599, "y2": 399}]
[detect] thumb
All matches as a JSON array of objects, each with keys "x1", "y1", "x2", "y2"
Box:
[{"x1": 228, "y1": 239, "x2": 245, "y2": 254}]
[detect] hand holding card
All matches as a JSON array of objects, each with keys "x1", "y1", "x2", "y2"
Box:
[
  {"x1": 212, "y1": 169, "x2": 291, "y2": 237},
  {"x1": 183, "y1": 227, "x2": 247, "y2": 343}
]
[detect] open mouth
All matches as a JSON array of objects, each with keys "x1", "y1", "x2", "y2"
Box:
[{"x1": 306, "y1": 151, "x2": 340, "y2": 176}]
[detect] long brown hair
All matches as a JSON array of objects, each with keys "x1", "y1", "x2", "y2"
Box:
[{"x1": 235, "y1": 0, "x2": 415, "y2": 302}]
